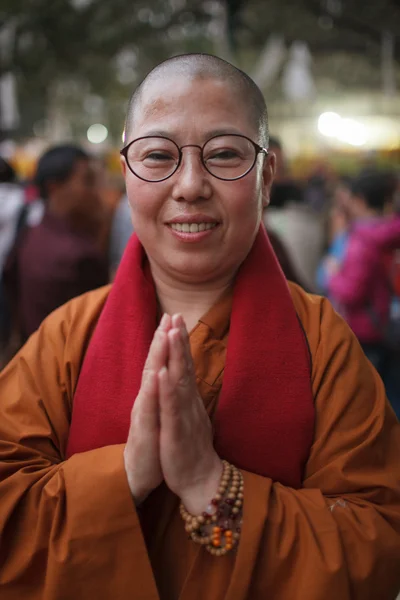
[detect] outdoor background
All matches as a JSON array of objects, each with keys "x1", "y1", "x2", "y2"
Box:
[{"x1": 1, "y1": 0, "x2": 399, "y2": 179}]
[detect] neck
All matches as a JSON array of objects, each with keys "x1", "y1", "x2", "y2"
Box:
[{"x1": 150, "y1": 264, "x2": 234, "y2": 332}]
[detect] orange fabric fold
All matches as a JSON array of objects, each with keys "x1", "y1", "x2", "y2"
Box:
[{"x1": 0, "y1": 279, "x2": 400, "y2": 599}]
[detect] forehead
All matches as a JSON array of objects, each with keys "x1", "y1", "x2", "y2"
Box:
[{"x1": 130, "y1": 75, "x2": 256, "y2": 139}]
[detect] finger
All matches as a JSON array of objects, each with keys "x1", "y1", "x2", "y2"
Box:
[
  {"x1": 159, "y1": 313, "x2": 172, "y2": 333},
  {"x1": 171, "y1": 314, "x2": 192, "y2": 365},
  {"x1": 167, "y1": 328, "x2": 192, "y2": 389},
  {"x1": 146, "y1": 314, "x2": 171, "y2": 372},
  {"x1": 142, "y1": 314, "x2": 171, "y2": 378},
  {"x1": 171, "y1": 313, "x2": 183, "y2": 329},
  {"x1": 171, "y1": 314, "x2": 190, "y2": 347},
  {"x1": 158, "y1": 365, "x2": 181, "y2": 421},
  {"x1": 142, "y1": 329, "x2": 168, "y2": 384},
  {"x1": 132, "y1": 369, "x2": 159, "y2": 428}
]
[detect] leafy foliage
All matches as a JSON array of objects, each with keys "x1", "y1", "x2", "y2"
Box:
[{"x1": 0, "y1": 0, "x2": 399, "y2": 139}]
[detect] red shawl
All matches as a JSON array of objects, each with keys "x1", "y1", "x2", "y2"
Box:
[{"x1": 67, "y1": 227, "x2": 314, "y2": 488}]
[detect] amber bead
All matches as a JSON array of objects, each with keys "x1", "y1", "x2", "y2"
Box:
[{"x1": 213, "y1": 526, "x2": 221, "y2": 534}]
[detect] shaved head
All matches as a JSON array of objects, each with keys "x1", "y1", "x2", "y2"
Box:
[{"x1": 124, "y1": 53, "x2": 269, "y2": 147}]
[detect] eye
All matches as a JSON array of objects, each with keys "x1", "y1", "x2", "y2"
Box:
[
  {"x1": 205, "y1": 147, "x2": 244, "y2": 165},
  {"x1": 144, "y1": 151, "x2": 175, "y2": 162},
  {"x1": 209, "y1": 149, "x2": 241, "y2": 160}
]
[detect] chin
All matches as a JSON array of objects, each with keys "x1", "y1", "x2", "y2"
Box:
[{"x1": 168, "y1": 257, "x2": 223, "y2": 283}]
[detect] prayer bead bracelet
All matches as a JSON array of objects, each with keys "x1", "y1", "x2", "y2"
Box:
[{"x1": 179, "y1": 460, "x2": 244, "y2": 556}]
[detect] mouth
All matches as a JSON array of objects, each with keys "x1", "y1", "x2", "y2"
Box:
[{"x1": 167, "y1": 222, "x2": 219, "y2": 233}]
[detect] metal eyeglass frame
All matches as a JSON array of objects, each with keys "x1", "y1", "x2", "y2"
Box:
[{"x1": 120, "y1": 133, "x2": 269, "y2": 182}]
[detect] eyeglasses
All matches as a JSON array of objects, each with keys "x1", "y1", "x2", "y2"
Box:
[{"x1": 120, "y1": 134, "x2": 268, "y2": 182}]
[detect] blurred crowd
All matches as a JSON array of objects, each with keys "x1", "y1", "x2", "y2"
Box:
[
  {"x1": 0, "y1": 147, "x2": 132, "y2": 362},
  {"x1": 264, "y1": 137, "x2": 400, "y2": 417},
  {"x1": 0, "y1": 139, "x2": 399, "y2": 416}
]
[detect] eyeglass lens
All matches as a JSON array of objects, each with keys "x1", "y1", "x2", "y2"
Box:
[{"x1": 125, "y1": 135, "x2": 257, "y2": 181}]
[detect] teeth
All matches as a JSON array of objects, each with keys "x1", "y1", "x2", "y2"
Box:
[{"x1": 170, "y1": 222, "x2": 217, "y2": 233}]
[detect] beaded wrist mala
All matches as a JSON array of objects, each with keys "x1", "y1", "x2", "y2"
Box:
[{"x1": 179, "y1": 460, "x2": 244, "y2": 556}]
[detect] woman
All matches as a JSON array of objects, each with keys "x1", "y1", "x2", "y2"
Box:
[
  {"x1": 327, "y1": 170, "x2": 400, "y2": 416},
  {"x1": 0, "y1": 54, "x2": 399, "y2": 600}
]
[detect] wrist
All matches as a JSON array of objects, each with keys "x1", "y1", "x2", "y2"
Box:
[
  {"x1": 123, "y1": 448, "x2": 151, "y2": 507},
  {"x1": 180, "y1": 461, "x2": 244, "y2": 556},
  {"x1": 179, "y1": 458, "x2": 223, "y2": 515}
]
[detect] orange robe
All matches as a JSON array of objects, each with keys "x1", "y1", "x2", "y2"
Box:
[{"x1": 0, "y1": 283, "x2": 399, "y2": 599}]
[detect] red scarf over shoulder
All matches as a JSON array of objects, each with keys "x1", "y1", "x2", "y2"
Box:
[{"x1": 67, "y1": 227, "x2": 314, "y2": 488}]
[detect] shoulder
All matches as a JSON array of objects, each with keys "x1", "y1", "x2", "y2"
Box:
[
  {"x1": 26, "y1": 285, "x2": 112, "y2": 373},
  {"x1": 288, "y1": 282, "x2": 382, "y2": 409},
  {"x1": 44, "y1": 284, "x2": 111, "y2": 334},
  {"x1": 288, "y1": 282, "x2": 326, "y2": 355},
  {"x1": 289, "y1": 280, "x2": 356, "y2": 347},
  {"x1": 0, "y1": 286, "x2": 113, "y2": 424},
  {"x1": 288, "y1": 282, "x2": 363, "y2": 375}
]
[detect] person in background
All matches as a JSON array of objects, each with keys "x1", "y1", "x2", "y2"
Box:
[
  {"x1": 0, "y1": 158, "x2": 25, "y2": 352},
  {"x1": 109, "y1": 193, "x2": 133, "y2": 277},
  {"x1": 326, "y1": 169, "x2": 400, "y2": 414},
  {"x1": 316, "y1": 176, "x2": 353, "y2": 299},
  {"x1": 265, "y1": 138, "x2": 323, "y2": 291},
  {"x1": 3, "y1": 144, "x2": 109, "y2": 342}
]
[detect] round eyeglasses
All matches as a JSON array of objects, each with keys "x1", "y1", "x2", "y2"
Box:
[{"x1": 120, "y1": 134, "x2": 268, "y2": 182}]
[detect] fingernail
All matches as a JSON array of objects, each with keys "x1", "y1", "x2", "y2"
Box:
[
  {"x1": 159, "y1": 313, "x2": 168, "y2": 328},
  {"x1": 173, "y1": 313, "x2": 182, "y2": 327},
  {"x1": 169, "y1": 327, "x2": 180, "y2": 339}
]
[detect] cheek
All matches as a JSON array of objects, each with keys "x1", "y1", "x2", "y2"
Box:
[
  {"x1": 225, "y1": 178, "x2": 262, "y2": 217},
  {"x1": 125, "y1": 178, "x2": 166, "y2": 222}
]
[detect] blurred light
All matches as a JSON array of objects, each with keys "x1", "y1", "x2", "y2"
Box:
[
  {"x1": 0, "y1": 139, "x2": 17, "y2": 159},
  {"x1": 138, "y1": 8, "x2": 153, "y2": 23},
  {"x1": 87, "y1": 124, "x2": 108, "y2": 144},
  {"x1": 70, "y1": 0, "x2": 93, "y2": 8},
  {"x1": 121, "y1": 129, "x2": 126, "y2": 143},
  {"x1": 337, "y1": 118, "x2": 367, "y2": 146},
  {"x1": 318, "y1": 112, "x2": 367, "y2": 146},
  {"x1": 84, "y1": 95, "x2": 104, "y2": 115},
  {"x1": 33, "y1": 119, "x2": 50, "y2": 137},
  {"x1": 318, "y1": 112, "x2": 341, "y2": 137},
  {"x1": 318, "y1": 16, "x2": 333, "y2": 30}
]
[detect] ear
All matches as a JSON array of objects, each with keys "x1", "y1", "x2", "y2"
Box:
[{"x1": 261, "y1": 152, "x2": 276, "y2": 209}]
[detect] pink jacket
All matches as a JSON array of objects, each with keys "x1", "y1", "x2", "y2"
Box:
[{"x1": 328, "y1": 215, "x2": 400, "y2": 343}]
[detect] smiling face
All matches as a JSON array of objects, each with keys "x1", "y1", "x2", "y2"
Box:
[{"x1": 121, "y1": 75, "x2": 275, "y2": 287}]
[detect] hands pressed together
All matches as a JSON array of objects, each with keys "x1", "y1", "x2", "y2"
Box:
[{"x1": 124, "y1": 314, "x2": 223, "y2": 512}]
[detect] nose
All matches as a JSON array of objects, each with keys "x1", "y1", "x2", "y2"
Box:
[{"x1": 171, "y1": 147, "x2": 212, "y2": 203}]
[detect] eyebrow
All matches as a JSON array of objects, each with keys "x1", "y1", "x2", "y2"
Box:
[{"x1": 141, "y1": 127, "x2": 246, "y2": 139}]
